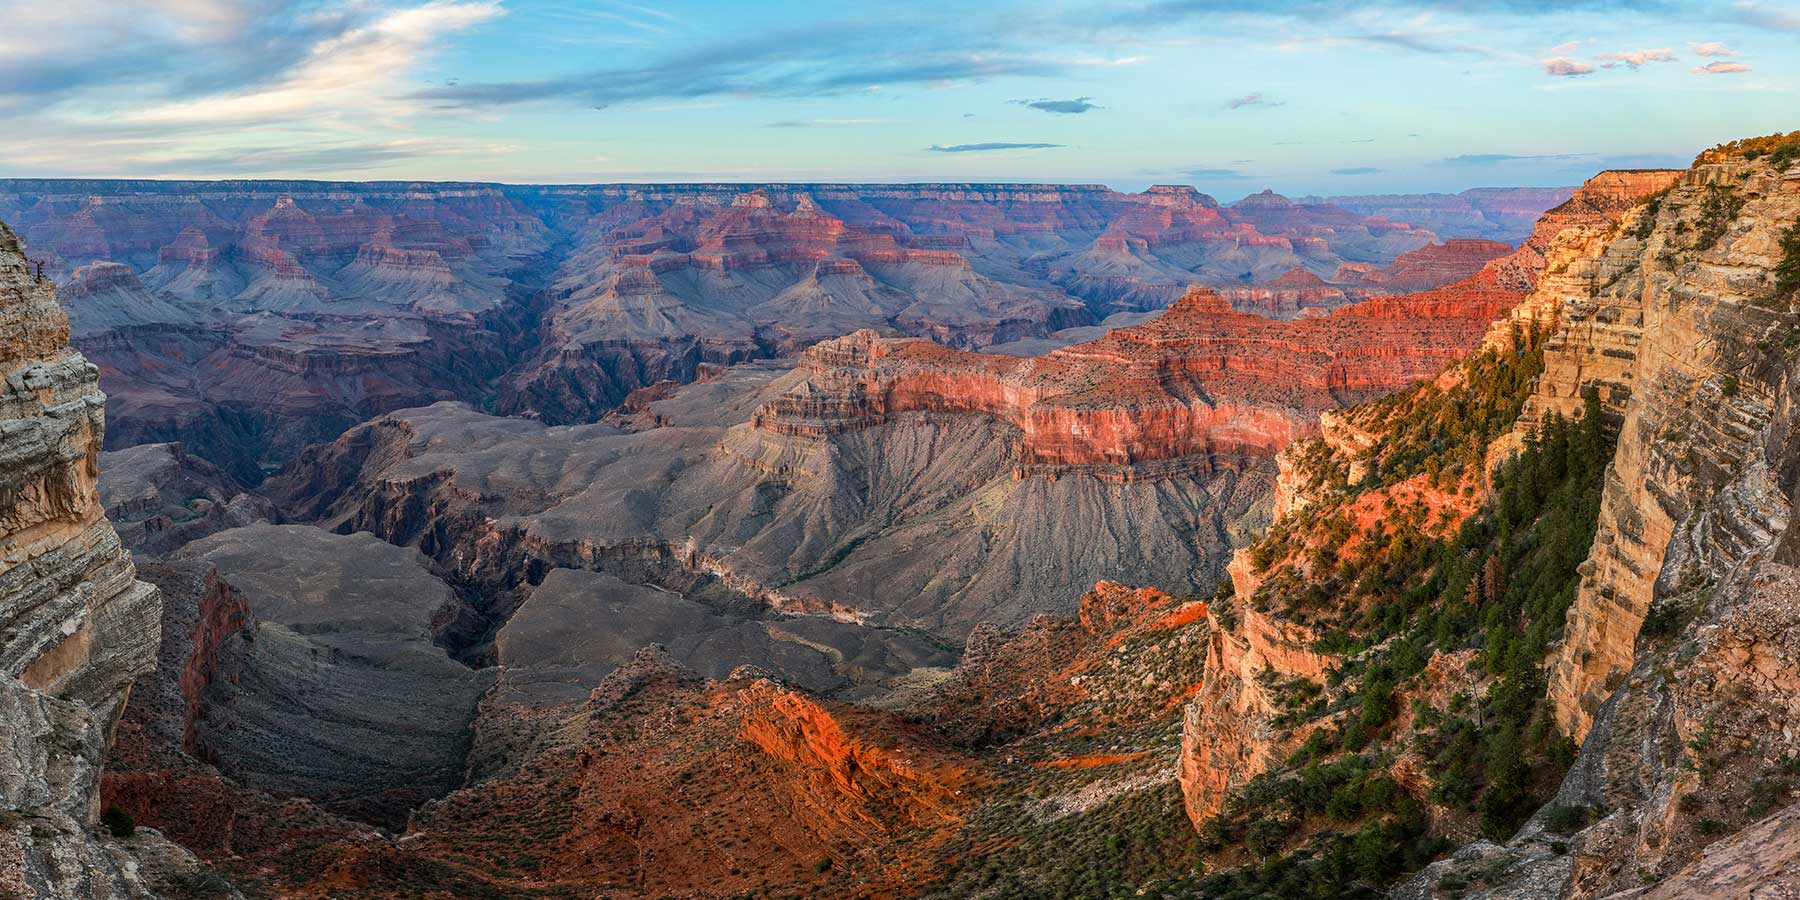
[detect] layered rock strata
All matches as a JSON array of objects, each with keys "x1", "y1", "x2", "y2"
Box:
[{"x1": 0, "y1": 222, "x2": 206, "y2": 897}]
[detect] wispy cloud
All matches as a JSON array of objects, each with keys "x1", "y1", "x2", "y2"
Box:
[
  {"x1": 1105, "y1": 0, "x2": 1661, "y2": 25},
  {"x1": 1729, "y1": 1, "x2": 1800, "y2": 32},
  {"x1": 1439, "y1": 153, "x2": 1587, "y2": 166},
  {"x1": 417, "y1": 23, "x2": 1070, "y2": 108},
  {"x1": 1541, "y1": 56, "x2": 1595, "y2": 77},
  {"x1": 767, "y1": 118, "x2": 885, "y2": 127},
  {"x1": 1595, "y1": 48, "x2": 1675, "y2": 68},
  {"x1": 1012, "y1": 96, "x2": 1103, "y2": 114},
  {"x1": 132, "y1": 1, "x2": 505, "y2": 125},
  {"x1": 0, "y1": 1, "x2": 359, "y2": 103},
  {"x1": 926, "y1": 142, "x2": 1064, "y2": 152},
  {"x1": 1184, "y1": 167, "x2": 1253, "y2": 179},
  {"x1": 1688, "y1": 41, "x2": 1738, "y2": 57},
  {"x1": 1227, "y1": 92, "x2": 1282, "y2": 109},
  {"x1": 1693, "y1": 61, "x2": 1752, "y2": 74},
  {"x1": 1332, "y1": 166, "x2": 1384, "y2": 175},
  {"x1": 1071, "y1": 55, "x2": 1148, "y2": 67}
]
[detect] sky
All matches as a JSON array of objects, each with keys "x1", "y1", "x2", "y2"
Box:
[{"x1": 0, "y1": 0, "x2": 1795, "y2": 198}]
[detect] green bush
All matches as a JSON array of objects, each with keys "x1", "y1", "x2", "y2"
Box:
[
  {"x1": 100, "y1": 805, "x2": 135, "y2": 838},
  {"x1": 1775, "y1": 220, "x2": 1800, "y2": 299},
  {"x1": 1542, "y1": 804, "x2": 1592, "y2": 833},
  {"x1": 1694, "y1": 186, "x2": 1746, "y2": 250}
]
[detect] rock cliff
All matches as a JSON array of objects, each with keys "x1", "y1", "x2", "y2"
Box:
[
  {"x1": 0, "y1": 223, "x2": 215, "y2": 898},
  {"x1": 1541, "y1": 158, "x2": 1800, "y2": 742}
]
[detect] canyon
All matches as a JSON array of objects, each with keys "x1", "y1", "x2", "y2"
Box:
[
  {"x1": 0, "y1": 180, "x2": 1561, "y2": 480},
  {"x1": 3, "y1": 135, "x2": 1800, "y2": 900}
]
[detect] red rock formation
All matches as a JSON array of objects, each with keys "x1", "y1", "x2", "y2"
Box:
[
  {"x1": 754, "y1": 275, "x2": 1524, "y2": 480},
  {"x1": 1316, "y1": 187, "x2": 1577, "y2": 243},
  {"x1": 1168, "y1": 168, "x2": 1686, "y2": 836},
  {"x1": 1, "y1": 179, "x2": 1487, "y2": 453},
  {"x1": 1215, "y1": 268, "x2": 1352, "y2": 318},
  {"x1": 1341, "y1": 238, "x2": 1514, "y2": 293}
]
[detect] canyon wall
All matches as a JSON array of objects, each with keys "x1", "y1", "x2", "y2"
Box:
[
  {"x1": 754, "y1": 281, "x2": 1520, "y2": 481},
  {"x1": 1543, "y1": 161, "x2": 1799, "y2": 741},
  {"x1": 274, "y1": 237, "x2": 1546, "y2": 645},
  {"x1": 1316, "y1": 186, "x2": 1578, "y2": 243},
  {"x1": 0, "y1": 223, "x2": 212, "y2": 897},
  {"x1": 1169, "y1": 168, "x2": 1683, "y2": 841}
]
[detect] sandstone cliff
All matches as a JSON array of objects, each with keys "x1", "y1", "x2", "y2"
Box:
[
  {"x1": 0, "y1": 223, "x2": 219, "y2": 898},
  {"x1": 1542, "y1": 158, "x2": 1800, "y2": 742},
  {"x1": 1386, "y1": 137, "x2": 1800, "y2": 900}
]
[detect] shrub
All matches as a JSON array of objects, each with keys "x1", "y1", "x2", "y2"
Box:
[
  {"x1": 1542, "y1": 804, "x2": 1591, "y2": 833},
  {"x1": 1628, "y1": 194, "x2": 1665, "y2": 240},
  {"x1": 100, "y1": 805, "x2": 135, "y2": 838},
  {"x1": 1694, "y1": 186, "x2": 1746, "y2": 251},
  {"x1": 1775, "y1": 220, "x2": 1800, "y2": 299}
]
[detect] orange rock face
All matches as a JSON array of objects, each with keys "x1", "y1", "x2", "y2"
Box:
[
  {"x1": 405, "y1": 653, "x2": 974, "y2": 898},
  {"x1": 755, "y1": 275, "x2": 1526, "y2": 480}
]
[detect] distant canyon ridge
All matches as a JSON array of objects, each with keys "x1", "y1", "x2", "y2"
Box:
[{"x1": 0, "y1": 179, "x2": 1569, "y2": 482}]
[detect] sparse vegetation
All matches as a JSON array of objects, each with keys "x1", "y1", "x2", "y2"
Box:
[
  {"x1": 100, "y1": 805, "x2": 135, "y2": 839},
  {"x1": 1775, "y1": 220, "x2": 1800, "y2": 300},
  {"x1": 1350, "y1": 320, "x2": 1549, "y2": 490},
  {"x1": 1628, "y1": 192, "x2": 1668, "y2": 241},
  {"x1": 1693, "y1": 185, "x2": 1746, "y2": 251},
  {"x1": 1197, "y1": 386, "x2": 1611, "y2": 895}
]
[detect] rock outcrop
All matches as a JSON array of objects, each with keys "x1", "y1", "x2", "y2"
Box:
[
  {"x1": 0, "y1": 222, "x2": 214, "y2": 897},
  {"x1": 754, "y1": 280, "x2": 1520, "y2": 482},
  {"x1": 171, "y1": 525, "x2": 492, "y2": 827},
  {"x1": 1541, "y1": 160, "x2": 1798, "y2": 741},
  {"x1": 1390, "y1": 143, "x2": 1800, "y2": 900},
  {"x1": 97, "y1": 443, "x2": 275, "y2": 557}
]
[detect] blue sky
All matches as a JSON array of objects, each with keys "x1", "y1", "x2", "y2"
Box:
[{"x1": 0, "y1": 0, "x2": 1794, "y2": 197}]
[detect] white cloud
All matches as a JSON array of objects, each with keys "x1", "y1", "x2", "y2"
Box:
[
  {"x1": 1688, "y1": 41, "x2": 1738, "y2": 57},
  {"x1": 1595, "y1": 48, "x2": 1676, "y2": 69},
  {"x1": 1541, "y1": 56, "x2": 1595, "y2": 77},
  {"x1": 1693, "y1": 61, "x2": 1752, "y2": 74},
  {"x1": 130, "y1": 1, "x2": 504, "y2": 125},
  {"x1": 1072, "y1": 55, "x2": 1149, "y2": 67}
]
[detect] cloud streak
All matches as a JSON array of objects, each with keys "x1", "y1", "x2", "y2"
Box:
[
  {"x1": 1013, "y1": 97, "x2": 1103, "y2": 114},
  {"x1": 767, "y1": 119, "x2": 885, "y2": 127},
  {"x1": 1439, "y1": 152, "x2": 1588, "y2": 166},
  {"x1": 1227, "y1": 92, "x2": 1282, "y2": 109},
  {"x1": 417, "y1": 22, "x2": 1071, "y2": 108},
  {"x1": 1692, "y1": 61, "x2": 1752, "y2": 74},
  {"x1": 925, "y1": 142, "x2": 1064, "y2": 152},
  {"x1": 1595, "y1": 48, "x2": 1675, "y2": 68},
  {"x1": 132, "y1": 1, "x2": 504, "y2": 126},
  {"x1": 1184, "y1": 167, "x2": 1253, "y2": 179}
]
